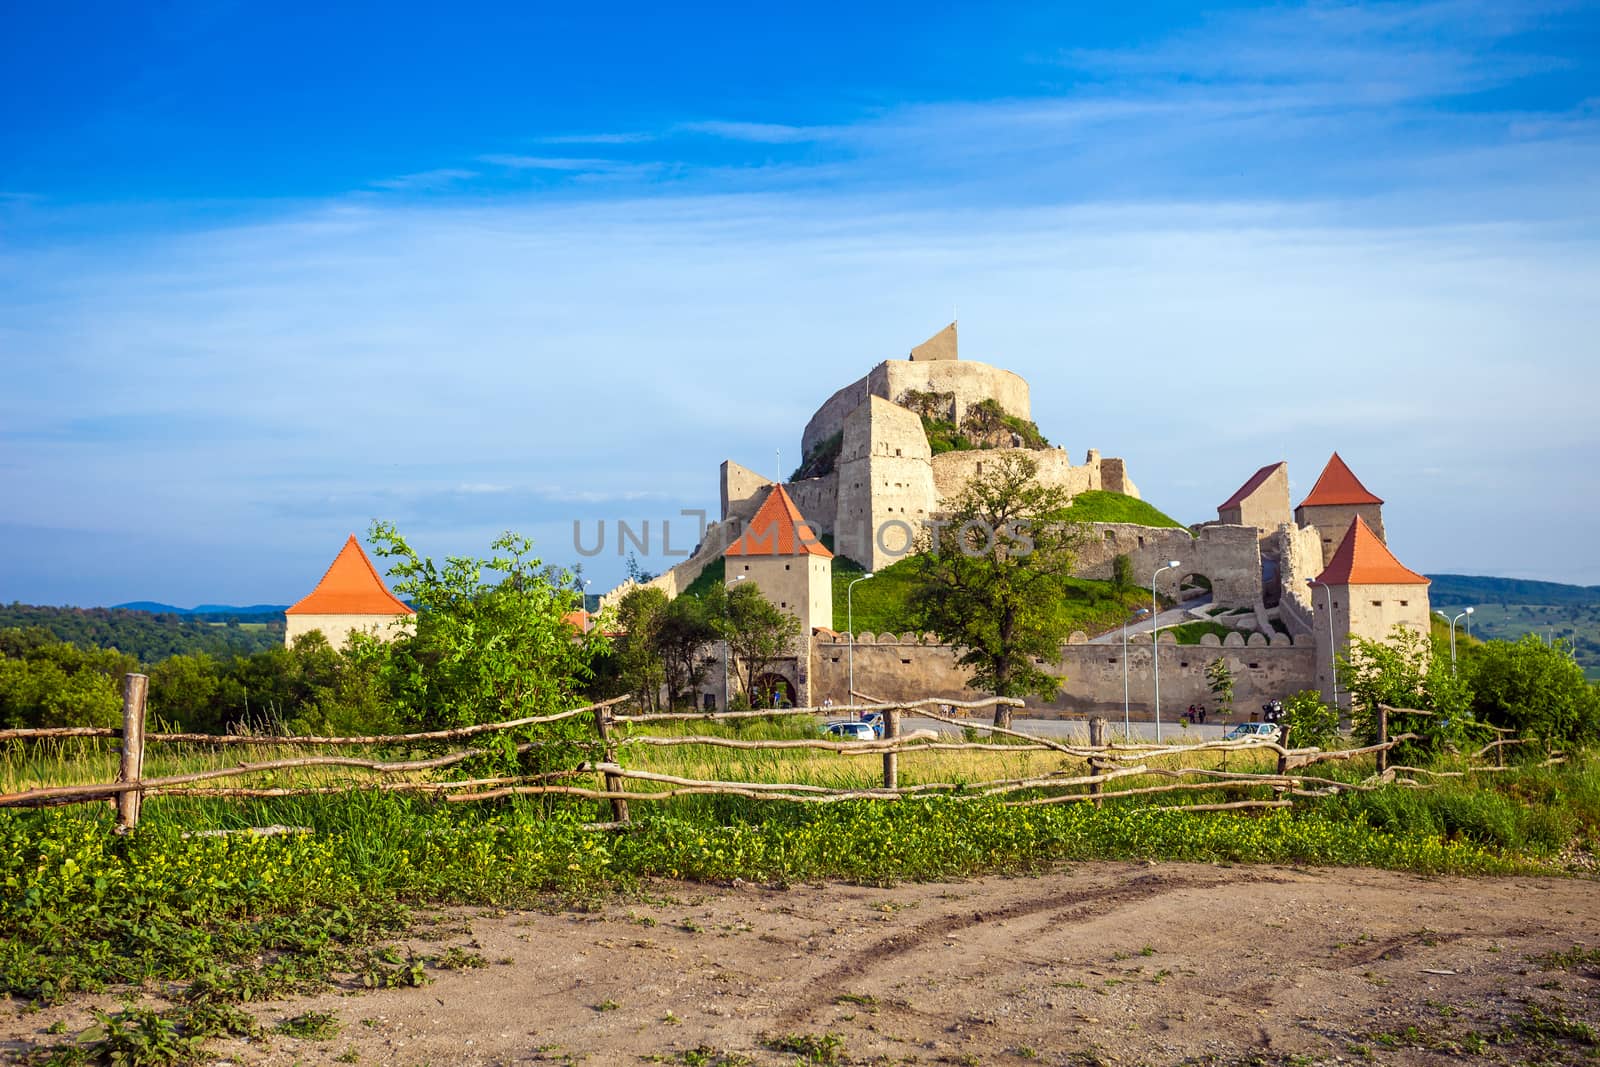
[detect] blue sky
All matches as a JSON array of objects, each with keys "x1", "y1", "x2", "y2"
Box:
[{"x1": 2, "y1": 1, "x2": 1598, "y2": 606}]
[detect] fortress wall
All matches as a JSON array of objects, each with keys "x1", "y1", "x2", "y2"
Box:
[
  {"x1": 1275, "y1": 523, "x2": 1324, "y2": 636},
  {"x1": 879, "y1": 359, "x2": 1031, "y2": 426},
  {"x1": 1075, "y1": 523, "x2": 1261, "y2": 608},
  {"x1": 930, "y1": 447, "x2": 1101, "y2": 506},
  {"x1": 810, "y1": 635, "x2": 1315, "y2": 718},
  {"x1": 784, "y1": 473, "x2": 839, "y2": 538},
  {"x1": 1099, "y1": 457, "x2": 1139, "y2": 498},
  {"x1": 720, "y1": 460, "x2": 773, "y2": 523},
  {"x1": 801, "y1": 359, "x2": 1033, "y2": 458}
]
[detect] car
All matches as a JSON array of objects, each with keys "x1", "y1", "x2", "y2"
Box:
[
  {"x1": 1223, "y1": 722, "x2": 1282, "y2": 743},
  {"x1": 858, "y1": 711, "x2": 886, "y2": 739},
  {"x1": 822, "y1": 720, "x2": 878, "y2": 741}
]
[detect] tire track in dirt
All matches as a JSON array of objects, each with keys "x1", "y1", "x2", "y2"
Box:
[{"x1": 774, "y1": 867, "x2": 1291, "y2": 1028}]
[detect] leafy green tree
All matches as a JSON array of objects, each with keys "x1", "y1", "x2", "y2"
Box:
[
  {"x1": 1205, "y1": 657, "x2": 1235, "y2": 728},
  {"x1": 720, "y1": 582, "x2": 801, "y2": 704},
  {"x1": 1338, "y1": 625, "x2": 1478, "y2": 761},
  {"x1": 1280, "y1": 689, "x2": 1339, "y2": 749},
  {"x1": 1110, "y1": 553, "x2": 1134, "y2": 598},
  {"x1": 148, "y1": 653, "x2": 221, "y2": 731},
  {"x1": 1466, "y1": 634, "x2": 1599, "y2": 747},
  {"x1": 650, "y1": 593, "x2": 719, "y2": 709},
  {"x1": 368, "y1": 522, "x2": 600, "y2": 730},
  {"x1": 911, "y1": 452, "x2": 1083, "y2": 700},
  {"x1": 614, "y1": 586, "x2": 669, "y2": 710}
]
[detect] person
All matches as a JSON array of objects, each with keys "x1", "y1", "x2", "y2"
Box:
[
  {"x1": 1187, "y1": 703, "x2": 1197, "y2": 724},
  {"x1": 822, "y1": 697, "x2": 834, "y2": 710},
  {"x1": 1198, "y1": 704, "x2": 1207, "y2": 724}
]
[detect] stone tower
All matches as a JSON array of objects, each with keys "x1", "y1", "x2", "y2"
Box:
[
  {"x1": 836, "y1": 395, "x2": 938, "y2": 570},
  {"x1": 1218, "y1": 461, "x2": 1291, "y2": 541},
  {"x1": 1308, "y1": 515, "x2": 1431, "y2": 708},
  {"x1": 285, "y1": 535, "x2": 415, "y2": 648},
  {"x1": 1295, "y1": 452, "x2": 1385, "y2": 568},
  {"x1": 724, "y1": 485, "x2": 835, "y2": 642}
]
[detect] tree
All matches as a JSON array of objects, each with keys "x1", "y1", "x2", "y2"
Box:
[
  {"x1": 368, "y1": 522, "x2": 600, "y2": 730},
  {"x1": 720, "y1": 582, "x2": 801, "y2": 705},
  {"x1": 1338, "y1": 625, "x2": 1478, "y2": 760},
  {"x1": 614, "y1": 586, "x2": 669, "y2": 710},
  {"x1": 1204, "y1": 657, "x2": 1235, "y2": 727},
  {"x1": 911, "y1": 452, "x2": 1083, "y2": 700},
  {"x1": 1110, "y1": 553, "x2": 1134, "y2": 598},
  {"x1": 1279, "y1": 689, "x2": 1340, "y2": 750},
  {"x1": 651, "y1": 593, "x2": 719, "y2": 709},
  {"x1": 1466, "y1": 634, "x2": 1599, "y2": 746}
]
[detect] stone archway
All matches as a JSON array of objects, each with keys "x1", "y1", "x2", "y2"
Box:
[
  {"x1": 752, "y1": 672, "x2": 798, "y2": 709},
  {"x1": 1176, "y1": 571, "x2": 1214, "y2": 604}
]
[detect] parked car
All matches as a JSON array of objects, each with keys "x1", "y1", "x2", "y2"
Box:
[
  {"x1": 858, "y1": 711, "x2": 885, "y2": 739},
  {"x1": 1223, "y1": 722, "x2": 1282, "y2": 743},
  {"x1": 823, "y1": 720, "x2": 877, "y2": 741}
]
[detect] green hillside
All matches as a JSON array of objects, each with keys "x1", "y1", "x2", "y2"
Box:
[
  {"x1": 1058, "y1": 491, "x2": 1187, "y2": 529},
  {"x1": 0, "y1": 603, "x2": 285, "y2": 661}
]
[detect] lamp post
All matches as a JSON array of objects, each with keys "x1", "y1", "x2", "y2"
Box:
[
  {"x1": 847, "y1": 572, "x2": 875, "y2": 704},
  {"x1": 1151, "y1": 560, "x2": 1180, "y2": 742},
  {"x1": 722, "y1": 575, "x2": 745, "y2": 709},
  {"x1": 1123, "y1": 607, "x2": 1149, "y2": 741},
  {"x1": 1308, "y1": 579, "x2": 1338, "y2": 708},
  {"x1": 1435, "y1": 607, "x2": 1472, "y2": 676}
]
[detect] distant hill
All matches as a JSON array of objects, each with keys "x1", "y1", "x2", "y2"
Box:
[
  {"x1": 1, "y1": 603, "x2": 285, "y2": 662},
  {"x1": 1426, "y1": 575, "x2": 1600, "y2": 608},
  {"x1": 1424, "y1": 574, "x2": 1600, "y2": 679},
  {"x1": 114, "y1": 602, "x2": 289, "y2": 616}
]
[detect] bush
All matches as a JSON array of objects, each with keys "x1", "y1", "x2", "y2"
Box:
[
  {"x1": 1467, "y1": 635, "x2": 1600, "y2": 747},
  {"x1": 1280, "y1": 690, "x2": 1339, "y2": 749}
]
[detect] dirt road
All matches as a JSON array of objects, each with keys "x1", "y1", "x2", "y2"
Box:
[{"x1": 8, "y1": 862, "x2": 1598, "y2": 1065}]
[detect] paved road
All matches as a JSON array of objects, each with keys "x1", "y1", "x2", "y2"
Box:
[{"x1": 904, "y1": 714, "x2": 1229, "y2": 744}]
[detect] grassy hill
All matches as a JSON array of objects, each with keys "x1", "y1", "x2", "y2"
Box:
[
  {"x1": 1058, "y1": 491, "x2": 1187, "y2": 529},
  {"x1": 1424, "y1": 574, "x2": 1600, "y2": 680}
]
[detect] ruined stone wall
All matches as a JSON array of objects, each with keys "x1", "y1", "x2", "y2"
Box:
[
  {"x1": 801, "y1": 358, "x2": 1031, "y2": 457},
  {"x1": 285, "y1": 613, "x2": 414, "y2": 650},
  {"x1": 835, "y1": 396, "x2": 937, "y2": 569},
  {"x1": 1275, "y1": 523, "x2": 1325, "y2": 636},
  {"x1": 1100, "y1": 457, "x2": 1138, "y2": 498},
  {"x1": 1295, "y1": 503, "x2": 1385, "y2": 567},
  {"x1": 810, "y1": 632, "x2": 1316, "y2": 718},
  {"x1": 720, "y1": 460, "x2": 772, "y2": 524},
  {"x1": 784, "y1": 473, "x2": 839, "y2": 538},
  {"x1": 1075, "y1": 523, "x2": 1261, "y2": 608},
  {"x1": 929, "y1": 447, "x2": 1102, "y2": 506}
]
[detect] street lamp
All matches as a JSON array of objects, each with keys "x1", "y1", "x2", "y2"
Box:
[
  {"x1": 847, "y1": 572, "x2": 875, "y2": 704},
  {"x1": 1151, "y1": 560, "x2": 1180, "y2": 742},
  {"x1": 1123, "y1": 607, "x2": 1150, "y2": 741},
  {"x1": 1435, "y1": 607, "x2": 1473, "y2": 676},
  {"x1": 1307, "y1": 579, "x2": 1338, "y2": 708},
  {"x1": 723, "y1": 575, "x2": 745, "y2": 709}
]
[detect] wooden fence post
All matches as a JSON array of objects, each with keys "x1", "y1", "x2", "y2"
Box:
[
  {"x1": 593, "y1": 707, "x2": 630, "y2": 824},
  {"x1": 1376, "y1": 705, "x2": 1389, "y2": 775},
  {"x1": 882, "y1": 707, "x2": 901, "y2": 790},
  {"x1": 116, "y1": 674, "x2": 148, "y2": 833},
  {"x1": 1088, "y1": 717, "x2": 1107, "y2": 808}
]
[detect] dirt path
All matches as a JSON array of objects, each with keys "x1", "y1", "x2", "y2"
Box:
[{"x1": 7, "y1": 862, "x2": 1598, "y2": 1065}]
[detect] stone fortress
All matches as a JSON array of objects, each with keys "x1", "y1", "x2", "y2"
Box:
[{"x1": 604, "y1": 323, "x2": 1433, "y2": 718}]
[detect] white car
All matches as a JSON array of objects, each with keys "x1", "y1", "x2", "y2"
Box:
[
  {"x1": 822, "y1": 720, "x2": 877, "y2": 741},
  {"x1": 1222, "y1": 722, "x2": 1282, "y2": 743}
]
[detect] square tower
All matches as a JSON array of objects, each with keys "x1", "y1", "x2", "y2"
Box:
[
  {"x1": 1295, "y1": 452, "x2": 1386, "y2": 567},
  {"x1": 723, "y1": 485, "x2": 834, "y2": 640}
]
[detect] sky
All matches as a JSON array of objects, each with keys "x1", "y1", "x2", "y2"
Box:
[{"x1": 2, "y1": 0, "x2": 1598, "y2": 606}]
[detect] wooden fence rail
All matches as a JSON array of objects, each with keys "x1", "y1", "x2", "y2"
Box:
[{"x1": 0, "y1": 675, "x2": 1542, "y2": 830}]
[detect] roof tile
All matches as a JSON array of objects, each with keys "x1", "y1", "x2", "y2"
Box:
[
  {"x1": 1299, "y1": 452, "x2": 1383, "y2": 508},
  {"x1": 1315, "y1": 516, "x2": 1428, "y2": 586},
  {"x1": 725, "y1": 485, "x2": 833, "y2": 558},
  {"x1": 286, "y1": 536, "x2": 415, "y2": 616}
]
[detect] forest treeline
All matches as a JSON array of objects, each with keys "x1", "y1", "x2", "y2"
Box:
[{"x1": 0, "y1": 603, "x2": 284, "y2": 662}]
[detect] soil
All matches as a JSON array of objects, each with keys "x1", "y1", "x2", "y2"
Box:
[{"x1": 6, "y1": 861, "x2": 1598, "y2": 1066}]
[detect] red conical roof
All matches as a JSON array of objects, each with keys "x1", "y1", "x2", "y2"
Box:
[
  {"x1": 286, "y1": 535, "x2": 415, "y2": 616},
  {"x1": 1315, "y1": 516, "x2": 1428, "y2": 586},
  {"x1": 725, "y1": 485, "x2": 833, "y2": 558},
  {"x1": 1298, "y1": 452, "x2": 1383, "y2": 508}
]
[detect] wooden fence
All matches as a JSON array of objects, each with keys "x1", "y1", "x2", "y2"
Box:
[{"x1": 0, "y1": 674, "x2": 1554, "y2": 832}]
